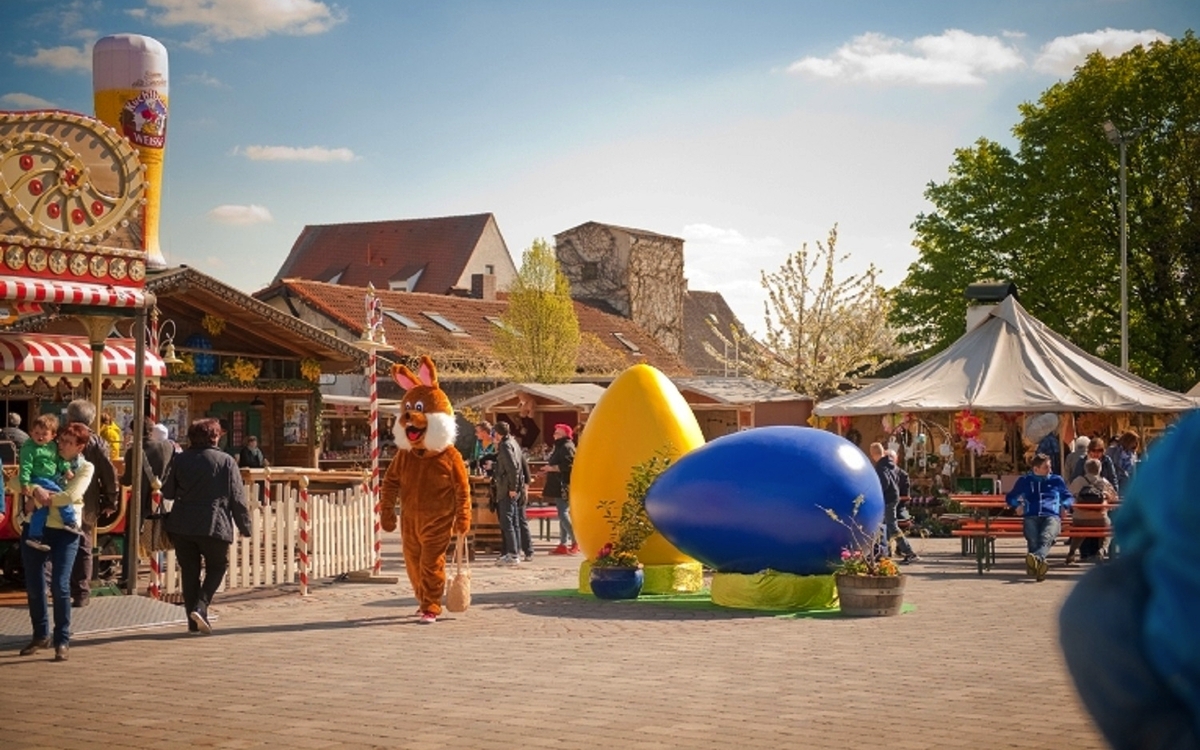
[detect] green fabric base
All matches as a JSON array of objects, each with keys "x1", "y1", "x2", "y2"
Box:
[
  {"x1": 710, "y1": 570, "x2": 838, "y2": 611},
  {"x1": 577, "y1": 560, "x2": 704, "y2": 595},
  {"x1": 540, "y1": 587, "x2": 915, "y2": 617}
]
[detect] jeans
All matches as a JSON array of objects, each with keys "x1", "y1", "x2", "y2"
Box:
[
  {"x1": 1060, "y1": 552, "x2": 1200, "y2": 750},
  {"x1": 883, "y1": 503, "x2": 914, "y2": 556},
  {"x1": 498, "y1": 493, "x2": 521, "y2": 557},
  {"x1": 555, "y1": 494, "x2": 576, "y2": 546},
  {"x1": 1023, "y1": 515, "x2": 1062, "y2": 560},
  {"x1": 21, "y1": 526, "x2": 81, "y2": 646},
  {"x1": 517, "y1": 498, "x2": 533, "y2": 557},
  {"x1": 169, "y1": 533, "x2": 230, "y2": 627}
]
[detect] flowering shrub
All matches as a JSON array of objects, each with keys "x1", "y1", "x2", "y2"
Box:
[
  {"x1": 592, "y1": 453, "x2": 671, "y2": 569},
  {"x1": 300, "y1": 358, "x2": 322, "y2": 383},
  {"x1": 222, "y1": 357, "x2": 260, "y2": 384},
  {"x1": 821, "y1": 495, "x2": 900, "y2": 577},
  {"x1": 169, "y1": 352, "x2": 195, "y2": 376},
  {"x1": 201, "y1": 314, "x2": 226, "y2": 337}
]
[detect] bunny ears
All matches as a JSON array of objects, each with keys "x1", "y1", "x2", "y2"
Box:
[{"x1": 392, "y1": 355, "x2": 440, "y2": 391}]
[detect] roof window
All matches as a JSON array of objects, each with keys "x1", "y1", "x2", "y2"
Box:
[
  {"x1": 384, "y1": 310, "x2": 422, "y2": 330},
  {"x1": 485, "y1": 316, "x2": 515, "y2": 334},
  {"x1": 423, "y1": 312, "x2": 467, "y2": 335},
  {"x1": 612, "y1": 332, "x2": 641, "y2": 353}
]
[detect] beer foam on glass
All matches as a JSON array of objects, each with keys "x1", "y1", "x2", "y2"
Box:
[{"x1": 93, "y1": 34, "x2": 169, "y2": 269}]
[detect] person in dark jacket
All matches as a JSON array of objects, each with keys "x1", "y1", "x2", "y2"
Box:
[
  {"x1": 870, "y1": 442, "x2": 918, "y2": 563},
  {"x1": 121, "y1": 418, "x2": 176, "y2": 583},
  {"x1": 492, "y1": 421, "x2": 528, "y2": 565},
  {"x1": 64, "y1": 400, "x2": 119, "y2": 608},
  {"x1": 1070, "y1": 437, "x2": 1120, "y2": 494},
  {"x1": 541, "y1": 423, "x2": 578, "y2": 555},
  {"x1": 161, "y1": 418, "x2": 251, "y2": 634},
  {"x1": 1007, "y1": 452, "x2": 1074, "y2": 582}
]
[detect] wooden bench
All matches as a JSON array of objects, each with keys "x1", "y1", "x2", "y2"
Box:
[{"x1": 951, "y1": 517, "x2": 1112, "y2": 574}]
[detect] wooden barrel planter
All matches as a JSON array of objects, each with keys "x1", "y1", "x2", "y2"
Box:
[{"x1": 835, "y1": 573, "x2": 907, "y2": 616}]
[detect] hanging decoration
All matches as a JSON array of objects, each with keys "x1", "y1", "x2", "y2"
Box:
[
  {"x1": 300, "y1": 358, "x2": 322, "y2": 383},
  {"x1": 954, "y1": 409, "x2": 982, "y2": 439},
  {"x1": 201, "y1": 314, "x2": 226, "y2": 337}
]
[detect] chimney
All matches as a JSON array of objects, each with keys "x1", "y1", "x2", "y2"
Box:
[
  {"x1": 965, "y1": 281, "x2": 1018, "y2": 331},
  {"x1": 471, "y1": 273, "x2": 496, "y2": 301}
]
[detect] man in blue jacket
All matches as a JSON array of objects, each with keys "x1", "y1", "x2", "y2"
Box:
[{"x1": 1006, "y1": 453, "x2": 1073, "y2": 582}]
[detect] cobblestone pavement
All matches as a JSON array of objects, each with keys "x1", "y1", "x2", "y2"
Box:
[{"x1": 1, "y1": 536, "x2": 1106, "y2": 749}]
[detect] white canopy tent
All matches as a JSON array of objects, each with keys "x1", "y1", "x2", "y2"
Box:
[{"x1": 816, "y1": 296, "x2": 1197, "y2": 416}]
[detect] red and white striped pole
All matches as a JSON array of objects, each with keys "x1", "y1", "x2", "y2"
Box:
[
  {"x1": 298, "y1": 475, "x2": 310, "y2": 596},
  {"x1": 369, "y1": 346, "x2": 382, "y2": 575},
  {"x1": 148, "y1": 308, "x2": 160, "y2": 422}
]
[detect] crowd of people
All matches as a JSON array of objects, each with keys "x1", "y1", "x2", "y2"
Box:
[{"x1": 11, "y1": 403, "x2": 254, "y2": 658}]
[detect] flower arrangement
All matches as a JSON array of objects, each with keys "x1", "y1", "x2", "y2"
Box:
[
  {"x1": 592, "y1": 453, "x2": 671, "y2": 569},
  {"x1": 169, "y1": 352, "x2": 195, "y2": 376},
  {"x1": 300, "y1": 358, "x2": 322, "y2": 383},
  {"x1": 201, "y1": 314, "x2": 226, "y2": 337},
  {"x1": 821, "y1": 495, "x2": 900, "y2": 577},
  {"x1": 222, "y1": 357, "x2": 261, "y2": 384}
]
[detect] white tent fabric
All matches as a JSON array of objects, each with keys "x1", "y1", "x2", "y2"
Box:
[{"x1": 816, "y1": 296, "x2": 1197, "y2": 415}]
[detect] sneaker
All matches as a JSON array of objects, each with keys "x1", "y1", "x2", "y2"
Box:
[
  {"x1": 24, "y1": 538, "x2": 50, "y2": 552},
  {"x1": 495, "y1": 554, "x2": 519, "y2": 566},
  {"x1": 550, "y1": 544, "x2": 570, "y2": 555},
  {"x1": 1025, "y1": 553, "x2": 1038, "y2": 577},
  {"x1": 567, "y1": 544, "x2": 580, "y2": 555},
  {"x1": 1035, "y1": 558, "x2": 1049, "y2": 582},
  {"x1": 1065, "y1": 552, "x2": 1078, "y2": 566},
  {"x1": 900, "y1": 554, "x2": 921, "y2": 564},
  {"x1": 522, "y1": 552, "x2": 534, "y2": 562},
  {"x1": 418, "y1": 612, "x2": 437, "y2": 625},
  {"x1": 189, "y1": 610, "x2": 213, "y2": 635}
]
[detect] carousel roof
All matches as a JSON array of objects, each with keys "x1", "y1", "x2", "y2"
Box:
[{"x1": 816, "y1": 296, "x2": 1197, "y2": 416}]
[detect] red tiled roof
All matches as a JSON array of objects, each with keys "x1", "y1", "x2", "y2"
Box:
[
  {"x1": 273, "y1": 213, "x2": 496, "y2": 293},
  {"x1": 260, "y1": 279, "x2": 691, "y2": 379}
]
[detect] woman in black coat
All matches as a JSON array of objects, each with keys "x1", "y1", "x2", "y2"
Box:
[{"x1": 162, "y1": 418, "x2": 251, "y2": 634}]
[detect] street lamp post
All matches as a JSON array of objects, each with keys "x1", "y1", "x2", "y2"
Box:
[{"x1": 1103, "y1": 120, "x2": 1142, "y2": 371}]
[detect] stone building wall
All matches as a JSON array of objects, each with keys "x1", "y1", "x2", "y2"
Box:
[{"x1": 554, "y1": 222, "x2": 684, "y2": 355}]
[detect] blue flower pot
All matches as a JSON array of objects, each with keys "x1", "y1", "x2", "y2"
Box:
[{"x1": 590, "y1": 566, "x2": 644, "y2": 600}]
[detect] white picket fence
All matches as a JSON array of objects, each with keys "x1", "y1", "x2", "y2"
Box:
[{"x1": 157, "y1": 470, "x2": 375, "y2": 596}]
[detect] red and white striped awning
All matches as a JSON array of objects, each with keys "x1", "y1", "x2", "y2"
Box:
[
  {"x1": 0, "y1": 334, "x2": 165, "y2": 387},
  {"x1": 0, "y1": 276, "x2": 146, "y2": 309}
]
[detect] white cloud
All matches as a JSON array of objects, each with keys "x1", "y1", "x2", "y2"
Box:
[
  {"x1": 788, "y1": 29, "x2": 1025, "y2": 86},
  {"x1": 237, "y1": 145, "x2": 357, "y2": 162},
  {"x1": 185, "y1": 71, "x2": 226, "y2": 87},
  {"x1": 142, "y1": 0, "x2": 347, "y2": 43},
  {"x1": 682, "y1": 223, "x2": 783, "y2": 248},
  {"x1": 13, "y1": 44, "x2": 91, "y2": 72},
  {"x1": 207, "y1": 204, "x2": 273, "y2": 225},
  {"x1": 0, "y1": 92, "x2": 57, "y2": 108},
  {"x1": 1034, "y1": 28, "x2": 1170, "y2": 76}
]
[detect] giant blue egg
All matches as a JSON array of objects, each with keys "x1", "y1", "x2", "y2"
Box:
[{"x1": 644, "y1": 426, "x2": 884, "y2": 576}]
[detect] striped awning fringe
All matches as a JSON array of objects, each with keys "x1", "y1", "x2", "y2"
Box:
[
  {"x1": 0, "y1": 276, "x2": 146, "y2": 309},
  {"x1": 0, "y1": 334, "x2": 165, "y2": 387}
]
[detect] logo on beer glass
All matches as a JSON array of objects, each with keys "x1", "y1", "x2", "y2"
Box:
[{"x1": 119, "y1": 91, "x2": 168, "y2": 149}]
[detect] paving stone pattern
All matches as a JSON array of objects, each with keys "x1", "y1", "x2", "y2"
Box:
[{"x1": 0, "y1": 536, "x2": 1106, "y2": 749}]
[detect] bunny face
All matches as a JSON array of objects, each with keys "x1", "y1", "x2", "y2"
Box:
[{"x1": 392, "y1": 356, "x2": 457, "y2": 453}]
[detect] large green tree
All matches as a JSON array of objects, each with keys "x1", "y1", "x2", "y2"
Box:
[
  {"x1": 494, "y1": 238, "x2": 581, "y2": 383},
  {"x1": 892, "y1": 33, "x2": 1200, "y2": 391}
]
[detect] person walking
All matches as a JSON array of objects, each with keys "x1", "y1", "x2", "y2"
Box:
[
  {"x1": 1006, "y1": 453, "x2": 1074, "y2": 582},
  {"x1": 161, "y1": 418, "x2": 252, "y2": 634},
  {"x1": 542, "y1": 423, "x2": 578, "y2": 555},
  {"x1": 64, "y1": 400, "x2": 119, "y2": 608},
  {"x1": 492, "y1": 421, "x2": 527, "y2": 565},
  {"x1": 870, "y1": 442, "x2": 918, "y2": 563},
  {"x1": 121, "y1": 418, "x2": 176, "y2": 577},
  {"x1": 18, "y1": 422, "x2": 94, "y2": 661},
  {"x1": 3, "y1": 412, "x2": 30, "y2": 447}
]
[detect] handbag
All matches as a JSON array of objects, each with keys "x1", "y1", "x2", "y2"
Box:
[
  {"x1": 445, "y1": 534, "x2": 471, "y2": 613},
  {"x1": 138, "y1": 462, "x2": 173, "y2": 556}
]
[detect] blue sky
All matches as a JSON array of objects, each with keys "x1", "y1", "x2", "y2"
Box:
[{"x1": 2, "y1": 1, "x2": 1194, "y2": 335}]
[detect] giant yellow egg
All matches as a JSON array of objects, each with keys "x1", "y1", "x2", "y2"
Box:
[{"x1": 571, "y1": 364, "x2": 705, "y2": 565}]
